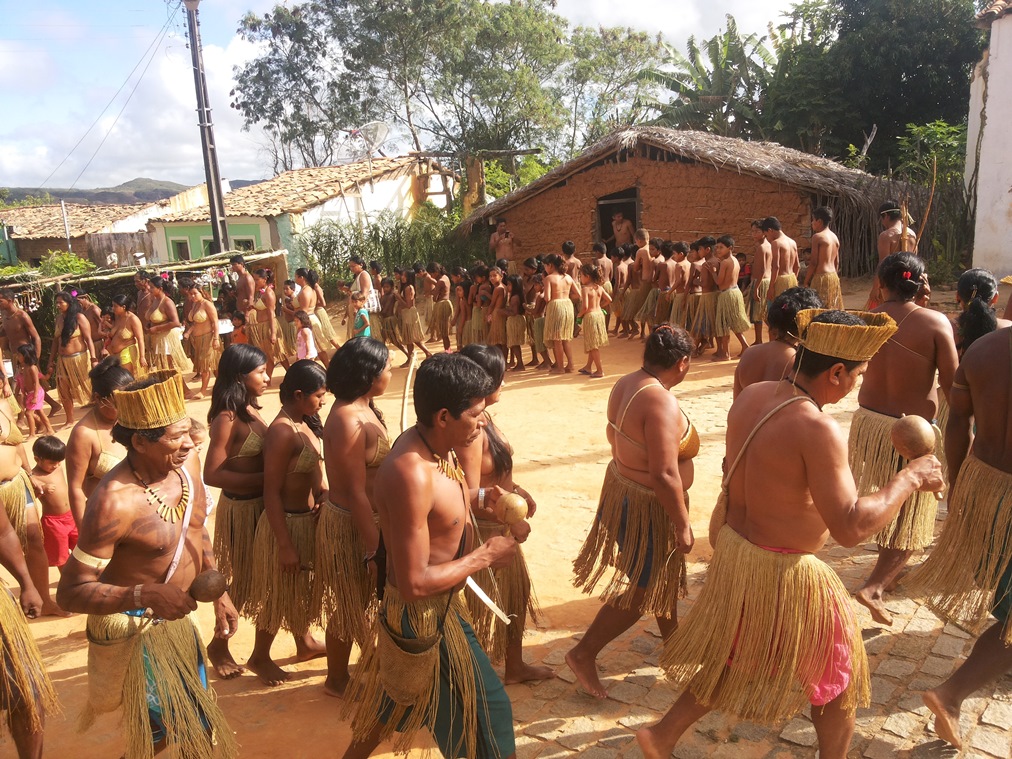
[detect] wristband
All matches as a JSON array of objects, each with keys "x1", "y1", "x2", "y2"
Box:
[
  {"x1": 478, "y1": 488, "x2": 486, "y2": 510},
  {"x1": 133, "y1": 584, "x2": 144, "y2": 609}
]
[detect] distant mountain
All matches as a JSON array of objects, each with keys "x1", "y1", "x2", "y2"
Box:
[{"x1": 3, "y1": 178, "x2": 190, "y2": 206}]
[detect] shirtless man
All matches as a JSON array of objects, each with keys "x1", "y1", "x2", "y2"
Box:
[
  {"x1": 543, "y1": 254, "x2": 578, "y2": 374},
  {"x1": 77, "y1": 294, "x2": 103, "y2": 345},
  {"x1": 911, "y1": 323, "x2": 1012, "y2": 749},
  {"x1": 610, "y1": 248, "x2": 631, "y2": 336},
  {"x1": 654, "y1": 241, "x2": 676, "y2": 326},
  {"x1": 343, "y1": 353, "x2": 519, "y2": 759},
  {"x1": 0, "y1": 290, "x2": 59, "y2": 414},
  {"x1": 57, "y1": 371, "x2": 239, "y2": 758},
  {"x1": 764, "y1": 217, "x2": 800, "y2": 301},
  {"x1": 231, "y1": 255, "x2": 256, "y2": 314},
  {"x1": 690, "y1": 237, "x2": 719, "y2": 356},
  {"x1": 806, "y1": 206, "x2": 844, "y2": 309},
  {"x1": 606, "y1": 211, "x2": 636, "y2": 248},
  {"x1": 668, "y1": 242, "x2": 692, "y2": 327},
  {"x1": 632, "y1": 233, "x2": 659, "y2": 339},
  {"x1": 749, "y1": 220, "x2": 773, "y2": 343},
  {"x1": 490, "y1": 219, "x2": 520, "y2": 275},
  {"x1": 868, "y1": 201, "x2": 918, "y2": 308},
  {"x1": 637, "y1": 310, "x2": 943, "y2": 759}
]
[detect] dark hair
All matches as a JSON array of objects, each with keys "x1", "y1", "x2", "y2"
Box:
[
  {"x1": 696, "y1": 236, "x2": 716, "y2": 250},
  {"x1": 579, "y1": 263, "x2": 603, "y2": 284},
  {"x1": 177, "y1": 277, "x2": 195, "y2": 292},
  {"x1": 294, "y1": 310, "x2": 312, "y2": 326},
  {"x1": 717, "y1": 234, "x2": 735, "y2": 248},
  {"x1": 209, "y1": 344, "x2": 267, "y2": 424},
  {"x1": 400, "y1": 269, "x2": 417, "y2": 290},
  {"x1": 0, "y1": 288, "x2": 15, "y2": 300},
  {"x1": 33, "y1": 435, "x2": 66, "y2": 462},
  {"x1": 660, "y1": 241, "x2": 674, "y2": 260},
  {"x1": 562, "y1": 241, "x2": 576, "y2": 256},
  {"x1": 650, "y1": 237, "x2": 664, "y2": 251},
  {"x1": 426, "y1": 261, "x2": 445, "y2": 276},
  {"x1": 306, "y1": 269, "x2": 320, "y2": 287},
  {"x1": 813, "y1": 206, "x2": 833, "y2": 225},
  {"x1": 111, "y1": 294, "x2": 131, "y2": 310},
  {"x1": 295, "y1": 267, "x2": 309, "y2": 281},
  {"x1": 878, "y1": 201, "x2": 902, "y2": 221},
  {"x1": 761, "y1": 217, "x2": 782, "y2": 232},
  {"x1": 673, "y1": 241, "x2": 689, "y2": 256},
  {"x1": 522, "y1": 257, "x2": 542, "y2": 274},
  {"x1": 253, "y1": 268, "x2": 274, "y2": 286},
  {"x1": 543, "y1": 254, "x2": 564, "y2": 272},
  {"x1": 643, "y1": 325, "x2": 694, "y2": 369},
  {"x1": 592, "y1": 242, "x2": 607, "y2": 255},
  {"x1": 148, "y1": 275, "x2": 174, "y2": 298},
  {"x1": 504, "y1": 274, "x2": 524, "y2": 298},
  {"x1": 380, "y1": 277, "x2": 395, "y2": 290},
  {"x1": 751, "y1": 219, "x2": 764, "y2": 230},
  {"x1": 414, "y1": 353, "x2": 492, "y2": 427},
  {"x1": 349, "y1": 256, "x2": 366, "y2": 267},
  {"x1": 326, "y1": 337, "x2": 389, "y2": 427},
  {"x1": 369, "y1": 260, "x2": 382, "y2": 274},
  {"x1": 283, "y1": 279, "x2": 296, "y2": 290},
  {"x1": 279, "y1": 359, "x2": 327, "y2": 438},
  {"x1": 90, "y1": 355, "x2": 133, "y2": 398},
  {"x1": 231, "y1": 311, "x2": 247, "y2": 325},
  {"x1": 794, "y1": 311, "x2": 867, "y2": 376},
  {"x1": 16, "y1": 343, "x2": 38, "y2": 366},
  {"x1": 767, "y1": 287, "x2": 824, "y2": 337},
  {"x1": 55, "y1": 291, "x2": 83, "y2": 347},
  {"x1": 459, "y1": 344, "x2": 512, "y2": 479},
  {"x1": 230, "y1": 254, "x2": 246, "y2": 266},
  {"x1": 957, "y1": 268, "x2": 1000, "y2": 353},
  {"x1": 878, "y1": 252, "x2": 923, "y2": 301}
]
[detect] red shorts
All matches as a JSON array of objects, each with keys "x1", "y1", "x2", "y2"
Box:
[{"x1": 41, "y1": 511, "x2": 78, "y2": 567}]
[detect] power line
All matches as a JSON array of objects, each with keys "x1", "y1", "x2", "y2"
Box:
[{"x1": 32, "y1": 2, "x2": 181, "y2": 194}]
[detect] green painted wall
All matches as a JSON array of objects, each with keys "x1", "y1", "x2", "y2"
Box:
[
  {"x1": 163, "y1": 223, "x2": 263, "y2": 261},
  {"x1": 274, "y1": 215, "x2": 308, "y2": 270}
]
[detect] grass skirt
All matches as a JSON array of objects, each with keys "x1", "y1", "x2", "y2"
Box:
[
  {"x1": 573, "y1": 461, "x2": 687, "y2": 618},
  {"x1": 245, "y1": 319, "x2": 275, "y2": 362},
  {"x1": 624, "y1": 284, "x2": 649, "y2": 324},
  {"x1": 250, "y1": 510, "x2": 318, "y2": 635},
  {"x1": 660, "y1": 527, "x2": 870, "y2": 723},
  {"x1": 278, "y1": 318, "x2": 297, "y2": 358},
  {"x1": 583, "y1": 309, "x2": 609, "y2": 352},
  {"x1": 749, "y1": 278, "x2": 770, "y2": 322},
  {"x1": 379, "y1": 315, "x2": 402, "y2": 346},
  {"x1": 849, "y1": 407, "x2": 939, "y2": 550},
  {"x1": 532, "y1": 316, "x2": 547, "y2": 354},
  {"x1": 468, "y1": 518, "x2": 542, "y2": 664},
  {"x1": 810, "y1": 272, "x2": 844, "y2": 310},
  {"x1": 906, "y1": 455, "x2": 1012, "y2": 642},
  {"x1": 714, "y1": 288, "x2": 751, "y2": 337},
  {"x1": 416, "y1": 295, "x2": 434, "y2": 332},
  {"x1": 684, "y1": 292, "x2": 701, "y2": 332},
  {"x1": 189, "y1": 331, "x2": 221, "y2": 375},
  {"x1": 690, "y1": 292, "x2": 718, "y2": 341},
  {"x1": 771, "y1": 273, "x2": 799, "y2": 300},
  {"x1": 488, "y1": 314, "x2": 507, "y2": 345},
  {"x1": 82, "y1": 613, "x2": 237, "y2": 759},
  {"x1": 0, "y1": 469, "x2": 32, "y2": 549},
  {"x1": 56, "y1": 350, "x2": 93, "y2": 406},
  {"x1": 347, "y1": 585, "x2": 487, "y2": 757},
  {"x1": 314, "y1": 307, "x2": 339, "y2": 345},
  {"x1": 431, "y1": 300, "x2": 453, "y2": 342},
  {"x1": 211, "y1": 494, "x2": 264, "y2": 617},
  {"x1": 0, "y1": 586, "x2": 58, "y2": 739},
  {"x1": 400, "y1": 306, "x2": 425, "y2": 344},
  {"x1": 467, "y1": 306, "x2": 488, "y2": 345},
  {"x1": 543, "y1": 299, "x2": 574, "y2": 342},
  {"x1": 148, "y1": 329, "x2": 193, "y2": 375},
  {"x1": 308, "y1": 314, "x2": 330, "y2": 354},
  {"x1": 636, "y1": 288, "x2": 660, "y2": 324},
  {"x1": 312, "y1": 501, "x2": 377, "y2": 646},
  {"x1": 506, "y1": 315, "x2": 527, "y2": 348},
  {"x1": 668, "y1": 292, "x2": 687, "y2": 327}
]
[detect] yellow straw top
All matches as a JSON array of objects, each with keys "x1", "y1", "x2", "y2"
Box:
[
  {"x1": 795, "y1": 309, "x2": 898, "y2": 362},
  {"x1": 1001, "y1": 275, "x2": 1012, "y2": 287},
  {"x1": 113, "y1": 370, "x2": 188, "y2": 430}
]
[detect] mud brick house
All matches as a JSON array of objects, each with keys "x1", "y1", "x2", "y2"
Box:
[{"x1": 459, "y1": 127, "x2": 898, "y2": 277}]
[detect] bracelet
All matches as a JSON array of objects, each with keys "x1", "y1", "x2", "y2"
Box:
[
  {"x1": 133, "y1": 584, "x2": 144, "y2": 609},
  {"x1": 478, "y1": 488, "x2": 486, "y2": 510},
  {"x1": 363, "y1": 550, "x2": 376, "y2": 564}
]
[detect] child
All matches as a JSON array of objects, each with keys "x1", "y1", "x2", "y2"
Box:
[
  {"x1": 454, "y1": 280, "x2": 472, "y2": 351},
  {"x1": 378, "y1": 277, "x2": 409, "y2": 360},
  {"x1": 578, "y1": 264, "x2": 612, "y2": 378},
  {"x1": 530, "y1": 274, "x2": 553, "y2": 369},
  {"x1": 16, "y1": 344, "x2": 54, "y2": 437},
  {"x1": 486, "y1": 267, "x2": 508, "y2": 357},
  {"x1": 712, "y1": 234, "x2": 752, "y2": 361},
  {"x1": 294, "y1": 310, "x2": 319, "y2": 362},
  {"x1": 230, "y1": 311, "x2": 249, "y2": 345},
  {"x1": 30, "y1": 436, "x2": 77, "y2": 573},
  {"x1": 351, "y1": 291, "x2": 371, "y2": 338},
  {"x1": 503, "y1": 275, "x2": 528, "y2": 371},
  {"x1": 188, "y1": 417, "x2": 216, "y2": 522}
]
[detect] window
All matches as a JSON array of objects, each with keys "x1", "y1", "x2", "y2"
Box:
[
  {"x1": 596, "y1": 187, "x2": 640, "y2": 245},
  {"x1": 171, "y1": 239, "x2": 191, "y2": 261},
  {"x1": 232, "y1": 237, "x2": 256, "y2": 252}
]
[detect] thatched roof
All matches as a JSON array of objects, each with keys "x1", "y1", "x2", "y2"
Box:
[
  {"x1": 977, "y1": 0, "x2": 1012, "y2": 28},
  {"x1": 0, "y1": 203, "x2": 147, "y2": 239},
  {"x1": 152, "y1": 156, "x2": 451, "y2": 224},
  {"x1": 458, "y1": 127, "x2": 880, "y2": 234}
]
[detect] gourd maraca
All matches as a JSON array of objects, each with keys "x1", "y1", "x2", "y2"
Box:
[
  {"x1": 189, "y1": 569, "x2": 228, "y2": 603},
  {"x1": 494, "y1": 491, "x2": 529, "y2": 536},
  {"x1": 890, "y1": 415, "x2": 943, "y2": 501}
]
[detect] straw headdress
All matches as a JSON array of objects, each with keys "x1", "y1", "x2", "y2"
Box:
[
  {"x1": 113, "y1": 370, "x2": 187, "y2": 430},
  {"x1": 795, "y1": 309, "x2": 897, "y2": 362},
  {"x1": 1000, "y1": 275, "x2": 1012, "y2": 287}
]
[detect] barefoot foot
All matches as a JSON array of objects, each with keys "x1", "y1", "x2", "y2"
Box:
[
  {"x1": 854, "y1": 588, "x2": 893, "y2": 626},
  {"x1": 41, "y1": 601, "x2": 72, "y2": 618},
  {"x1": 207, "y1": 639, "x2": 246, "y2": 679},
  {"x1": 504, "y1": 661, "x2": 555, "y2": 685},
  {"x1": 636, "y1": 726, "x2": 671, "y2": 759},
  {"x1": 246, "y1": 655, "x2": 290, "y2": 687},
  {"x1": 323, "y1": 673, "x2": 350, "y2": 697},
  {"x1": 564, "y1": 648, "x2": 608, "y2": 699},
  {"x1": 295, "y1": 633, "x2": 327, "y2": 662},
  {"x1": 923, "y1": 689, "x2": 962, "y2": 748}
]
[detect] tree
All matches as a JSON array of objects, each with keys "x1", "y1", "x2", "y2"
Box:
[{"x1": 641, "y1": 15, "x2": 776, "y2": 139}]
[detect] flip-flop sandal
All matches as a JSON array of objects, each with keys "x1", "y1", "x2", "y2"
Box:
[{"x1": 578, "y1": 369, "x2": 592, "y2": 375}]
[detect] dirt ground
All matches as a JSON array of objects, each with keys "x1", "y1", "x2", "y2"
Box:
[{"x1": 7, "y1": 278, "x2": 1012, "y2": 758}]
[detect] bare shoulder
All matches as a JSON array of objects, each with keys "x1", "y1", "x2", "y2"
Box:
[{"x1": 963, "y1": 327, "x2": 1010, "y2": 374}]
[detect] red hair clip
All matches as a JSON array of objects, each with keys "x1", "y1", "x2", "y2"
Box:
[{"x1": 902, "y1": 271, "x2": 912, "y2": 279}]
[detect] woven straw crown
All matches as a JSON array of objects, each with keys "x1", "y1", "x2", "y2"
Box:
[
  {"x1": 795, "y1": 309, "x2": 898, "y2": 362},
  {"x1": 113, "y1": 370, "x2": 188, "y2": 430}
]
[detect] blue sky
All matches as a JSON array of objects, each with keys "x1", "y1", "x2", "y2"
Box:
[{"x1": 0, "y1": 0, "x2": 792, "y2": 191}]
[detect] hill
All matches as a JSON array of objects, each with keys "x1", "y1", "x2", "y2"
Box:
[{"x1": 2, "y1": 178, "x2": 190, "y2": 206}]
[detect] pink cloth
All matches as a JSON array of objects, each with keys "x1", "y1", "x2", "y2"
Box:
[
  {"x1": 297, "y1": 328, "x2": 317, "y2": 360},
  {"x1": 15, "y1": 373, "x2": 44, "y2": 411}
]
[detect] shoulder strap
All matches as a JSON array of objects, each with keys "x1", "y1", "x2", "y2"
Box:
[
  {"x1": 163, "y1": 466, "x2": 196, "y2": 584},
  {"x1": 617, "y1": 382, "x2": 661, "y2": 431},
  {"x1": 721, "y1": 396, "x2": 812, "y2": 489}
]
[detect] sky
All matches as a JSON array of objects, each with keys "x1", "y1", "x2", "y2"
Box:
[{"x1": 0, "y1": 0, "x2": 795, "y2": 192}]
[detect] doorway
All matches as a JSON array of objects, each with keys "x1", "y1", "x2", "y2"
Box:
[{"x1": 596, "y1": 187, "x2": 639, "y2": 248}]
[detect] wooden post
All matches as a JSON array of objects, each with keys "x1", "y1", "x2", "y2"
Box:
[{"x1": 462, "y1": 156, "x2": 486, "y2": 216}]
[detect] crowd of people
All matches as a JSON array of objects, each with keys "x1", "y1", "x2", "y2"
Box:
[{"x1": 0, "y1": 213, "x2": 1010, "y2": 759}]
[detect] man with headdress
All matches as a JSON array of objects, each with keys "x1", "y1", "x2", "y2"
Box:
[
  {"x1": 342, "y1": 353, "x2": 518, "y2": 759},
  {"x1": 636, "y1": 310, "x2": 943, "y2": 759},
  {"x1": 57, "y1": 370, "x2": 239, "y2": 759},
  {"x1": 0, "y1": 480, "x2": 57, "y2": 758},
  {"x1": 905, "y1": 324, "x2": 1012, "y2": 749}
]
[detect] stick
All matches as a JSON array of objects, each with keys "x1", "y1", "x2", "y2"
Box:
[
  {"x1": 918, "y1": 156, "x2": 938, "y2": 256},
  {"x1": 400, "y1": 352, "x2": 417, "y2": 434},
  {"x1": 465, "y1": 576, "x2": 511, "y2": 625}
]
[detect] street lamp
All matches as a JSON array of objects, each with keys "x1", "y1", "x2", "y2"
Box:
[{"x1": 184, "y1": 0, "x2": 229, "y2": 256}]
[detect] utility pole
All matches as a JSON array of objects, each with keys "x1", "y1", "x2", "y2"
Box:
[{"x1": 184, "y1": 0, "x2": 229, "y2": 256}]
